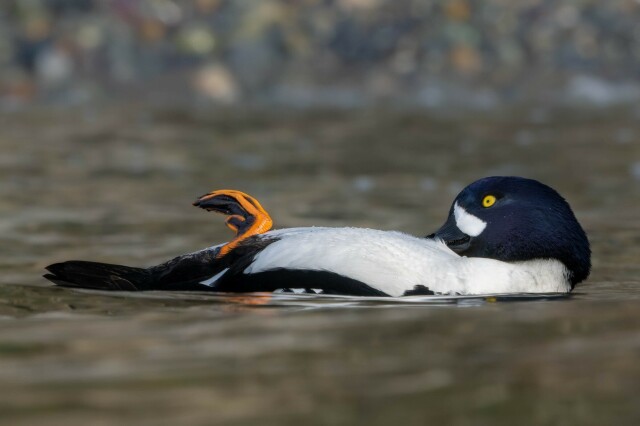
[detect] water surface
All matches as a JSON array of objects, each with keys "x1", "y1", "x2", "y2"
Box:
[{"x1": 0, "y1": 107, "x2": 639, "y2": 425}]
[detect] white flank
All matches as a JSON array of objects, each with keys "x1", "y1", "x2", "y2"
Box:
[
  {"x1": 453, "y1": 203, "x2": 487, "y2": 237},
  {"x1": 245, "y1": 227, "x2": 456, "y2": 297}
]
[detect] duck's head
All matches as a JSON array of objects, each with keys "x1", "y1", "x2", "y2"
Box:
[{"x1": 428, "y1": 176, "x2": 590, "y2": 288}]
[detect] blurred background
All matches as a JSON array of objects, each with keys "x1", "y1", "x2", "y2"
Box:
[
  {"x1": 1, "y1": 1, "x2": 640, "y2": 426},
  {"x1": 2, "y1": 0, "x2": 640, "y2": 109}
]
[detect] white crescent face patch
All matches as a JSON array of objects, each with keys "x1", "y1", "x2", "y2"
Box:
[{"x1": 453, "y1": 202, "x2": 487, "y2": 237}]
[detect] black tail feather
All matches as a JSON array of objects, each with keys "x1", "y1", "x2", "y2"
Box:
[
  {"x1": 44, "y1": 261, "x2": 154, "y2": 291},
  {"x1": 44, "y1": 242, "x2": 276, "y2": 293}
]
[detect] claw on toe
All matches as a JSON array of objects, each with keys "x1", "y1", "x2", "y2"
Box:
[{"x1": 193, "y1": 189, "x2": 273, "y2": 258}]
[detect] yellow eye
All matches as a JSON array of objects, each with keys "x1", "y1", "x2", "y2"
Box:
[{"x1": 482, "y1": 195, "x2": 496, "y2": 208}]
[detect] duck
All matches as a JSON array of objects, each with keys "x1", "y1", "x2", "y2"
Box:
[{"x1": 44, "y1": 176, "x2": 591, "y2": 297}]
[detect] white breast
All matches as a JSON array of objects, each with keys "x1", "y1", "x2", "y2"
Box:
[{"x1": 237, "y1": 227, "x2": 571, "y2": 296}]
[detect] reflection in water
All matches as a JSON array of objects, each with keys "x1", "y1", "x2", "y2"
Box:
[{"x1": 0, "y1": 108, "x2": 639, "y2": 425}]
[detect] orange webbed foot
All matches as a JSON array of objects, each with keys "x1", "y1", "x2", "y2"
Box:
[{"x1": 193, "y1": 189, "x2": 273, "y2": 258}]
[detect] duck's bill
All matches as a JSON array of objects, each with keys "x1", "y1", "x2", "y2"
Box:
[{"x1": 426, "y1": 220, "x2": 471, "y2": 254}]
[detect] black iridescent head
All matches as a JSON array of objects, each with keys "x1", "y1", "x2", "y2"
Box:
[{"x1": 428, "y1": 176, "x2": 591, "y2": 288}]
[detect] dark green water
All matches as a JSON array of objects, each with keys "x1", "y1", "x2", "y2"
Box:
[{"x1": 0, "y1": 107, "x2": 639, "y2": 425}]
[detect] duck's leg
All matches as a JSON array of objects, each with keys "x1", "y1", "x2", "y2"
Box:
[{"x1": 193, "y1": 190, "x2": 273, "y2": 258}]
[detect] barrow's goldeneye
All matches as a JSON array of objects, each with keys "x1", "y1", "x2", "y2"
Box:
[{"x1": 44, "y1": 176, "x2": 590, "y2": 296}]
